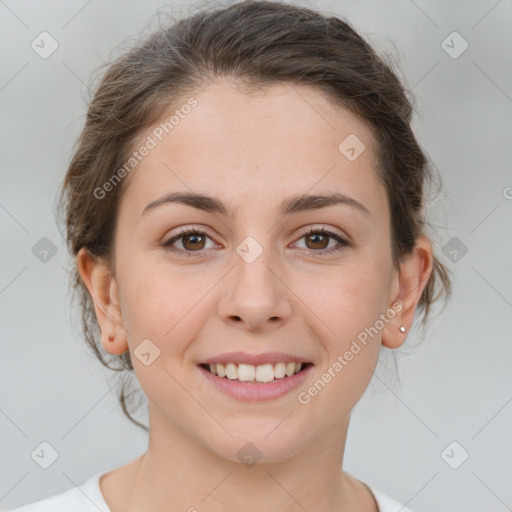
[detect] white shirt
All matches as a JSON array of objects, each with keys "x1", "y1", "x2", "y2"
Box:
[{"x1": 8, "y1": 472, "x2": 413, "y2": 512}]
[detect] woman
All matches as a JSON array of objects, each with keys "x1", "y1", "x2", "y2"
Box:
[{"x1": 10, "y1": 1, "x2": 451, "y2": 510}]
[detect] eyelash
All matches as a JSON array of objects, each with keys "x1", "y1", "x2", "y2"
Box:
[{"x1": 162, "y1": 226, "x2": 350, "y2": 258}]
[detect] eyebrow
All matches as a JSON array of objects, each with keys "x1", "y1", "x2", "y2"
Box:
[{"x1": 141, "y1": 191, "x2": 371, "y2": 218}]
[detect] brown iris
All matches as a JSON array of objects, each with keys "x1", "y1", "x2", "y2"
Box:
[
  {"x1": 304, "y1": 232, "x2": 329, "y2": 250},
  {"x1": 182, "y1": 233, "x2": 206, "y2": 251}
]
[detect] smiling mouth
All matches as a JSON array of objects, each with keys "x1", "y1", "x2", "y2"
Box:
[{"x1": 199, "y1": 362, "x2": 313, "y2": 383}]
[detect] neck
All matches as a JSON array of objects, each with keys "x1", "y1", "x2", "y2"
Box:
[{"x1": 106, "y1": 405, "x2": 376, "y2": 512}]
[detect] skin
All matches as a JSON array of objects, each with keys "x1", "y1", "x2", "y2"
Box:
[{"x1": 78, "y1": 78, "x2": 433, "y2": 511}]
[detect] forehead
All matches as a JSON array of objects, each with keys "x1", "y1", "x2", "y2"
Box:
[{"x1": 119, "y1": 79, "x2": 388, "y2": 220}]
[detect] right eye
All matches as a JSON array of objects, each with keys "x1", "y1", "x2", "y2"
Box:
[{"x1": 162, "y1": 228, "x2": 217, "y2": 256}]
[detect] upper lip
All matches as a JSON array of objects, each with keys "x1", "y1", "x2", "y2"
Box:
[{"x1": 200, "y1": 352, "x2": 312, "y2": 366}]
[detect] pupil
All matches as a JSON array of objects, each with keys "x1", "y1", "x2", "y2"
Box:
[
  {"x1": 185, "y1": 234, "x2": 204, "y2": 250},
  {"x1": 308, "y1": 233, "x2": 327, "y2": 249}
]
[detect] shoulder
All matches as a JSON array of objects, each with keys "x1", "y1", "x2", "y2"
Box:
[
  {"x1": 365, "y1": 484, "x2": 414, "y2": 512},
  {"x1": 7, "y1": 473, "x2": 111, "y2": 512}
]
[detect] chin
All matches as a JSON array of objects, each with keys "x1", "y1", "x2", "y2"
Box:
[{"x1": 200, "y1": 420, "x2": 308, "y2": 466}]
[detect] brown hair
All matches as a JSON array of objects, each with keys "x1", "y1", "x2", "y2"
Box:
[{"x1": 58, "y1": 0, "x2": 452, "y2": 431}]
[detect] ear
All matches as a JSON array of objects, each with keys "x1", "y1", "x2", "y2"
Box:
[
  {"x1": 382, "y1": 234, "x2": 434, "y2": 349},
  {"x1": 76, "y1": 247, "x2": 129, "y2": 355}
]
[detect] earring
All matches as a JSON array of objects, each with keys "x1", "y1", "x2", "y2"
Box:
[
  {"x1": 399, "y1": 326, "x2": 406, "y2": 333},
  {"x1": 108, "y1": 333, "x2": 115, "y2": 341}
]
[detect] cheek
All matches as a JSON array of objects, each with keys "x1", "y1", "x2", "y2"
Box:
[
  {"x1": 120, "y1": 258, "x2": 211, "y2": 352},
  {"x1": 308, "y1": 255, "x2": 391, "y2": 331},
  {"x1": 305, "y1": 254, "x2": 391, "y2": 383},
  {"x1": 120, "y1": 269, "x2": 204, "y2": 400},
  {"x1": 298, "y1": 270, "x2": 388, "y2": 421}
]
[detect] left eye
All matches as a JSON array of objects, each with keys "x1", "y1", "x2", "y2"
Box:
[{"x1": 293, "y1": 227, "x2": 349, "y2": 254}]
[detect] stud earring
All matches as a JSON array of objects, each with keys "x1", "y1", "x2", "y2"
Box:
[{"x1": 399, "y1": 326, "x2": 406, "y2": 333}]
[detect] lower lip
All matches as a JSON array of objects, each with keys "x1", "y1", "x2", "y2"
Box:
[{"x1": 198, "y1": 364, "x2": 313, "y2": 401}]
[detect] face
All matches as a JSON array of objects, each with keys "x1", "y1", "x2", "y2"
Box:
[{"x1": 81, "y1": 79, "x2": 428, "y2": 464}]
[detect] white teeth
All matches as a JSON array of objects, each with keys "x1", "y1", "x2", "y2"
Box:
[
  {"x1": 205, "y1": 362, "x2": 305, "y2": 382},
  {"x1": 274, "y1": 362, "x2": 286, "y2": 379},
  {"x1": 238, "y1": 363, "x2": 255, "y2": 381},
  {"x1": 226, "y1": 363, "x2": 238, "y2": 380},
  {"x1": 216, "y1": 363, "x2": 226, "y2": 378},
  {"x1": 255, "y1": 364, "x2": 275, "y2": 383}
]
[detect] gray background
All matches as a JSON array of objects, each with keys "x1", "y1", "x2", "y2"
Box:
[{"x1": 1, "y1": 0, "x2": 511, "y2": 510}]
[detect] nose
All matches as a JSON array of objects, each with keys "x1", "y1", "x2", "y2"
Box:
[{"x1": 217, "y1": 250, "x2": 293, "y2": 332}]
